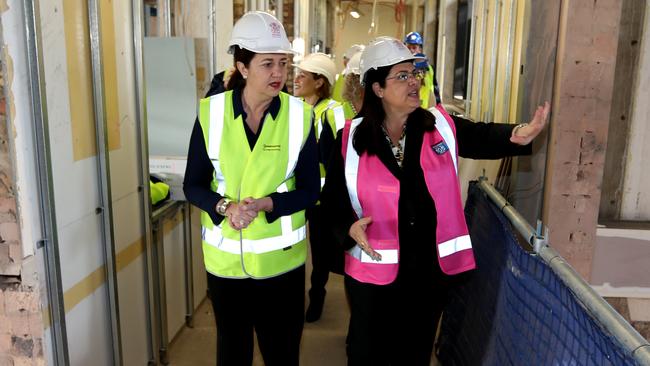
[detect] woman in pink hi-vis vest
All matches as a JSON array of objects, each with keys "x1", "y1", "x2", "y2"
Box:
[{"x1": 320, "y1": 36, "x2": 550, "y2": 366}]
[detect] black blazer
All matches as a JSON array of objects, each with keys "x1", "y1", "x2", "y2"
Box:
[{"x1": 320, "y1": 112, "x2": 531, "y2": 283}]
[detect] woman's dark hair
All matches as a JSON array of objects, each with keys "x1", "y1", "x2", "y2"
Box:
[
  {"x1": 353, "y1": 62, "x2": 435, "y2": 156},
  {"x1": 314, "y1": 74, "x2": 332, "y2": 100},
  {"x1": 226, "y1": 46, "x2": 256, "y2": 91}
]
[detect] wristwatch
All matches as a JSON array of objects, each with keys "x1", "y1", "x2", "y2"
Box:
[{"x1": 216, "y1": 198, "x2": 232, "y2": 216}]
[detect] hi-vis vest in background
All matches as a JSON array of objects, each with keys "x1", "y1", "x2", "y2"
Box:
[
  {"x1": 419, "y1": 65, "x2": 435, "y2": 109},
  {"x1": 198, "y1": 91, "x2": 313, "y2": 279},
  {"x1": 313, "y1": 98, "x2": 345, "y2": 189},
  {"x1": 341, "y1": 104, "x2": 476, "y2": 285},
  {"x1": 331, "y1": 73, "x2": 345, "y2": 102},
  {"x1": 342, "y1": 100, "x2": 357, "y2": 120}
]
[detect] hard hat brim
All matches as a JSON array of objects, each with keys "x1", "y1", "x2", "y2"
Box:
[
  {"x1": 228, "y1": 44, "x2": 297, "y2": 55},
  {"x1": 292, "y1": 64, "x2": 335, "y2": 85}
]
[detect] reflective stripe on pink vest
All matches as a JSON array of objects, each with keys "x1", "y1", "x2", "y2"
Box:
[{"x1": 342, "y1": 105, "x2": 476, "y2": 285}]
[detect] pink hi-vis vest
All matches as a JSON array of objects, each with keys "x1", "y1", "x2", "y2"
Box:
[{"x1": 342, "y1": 105, "x2": 476, "y2": 285}]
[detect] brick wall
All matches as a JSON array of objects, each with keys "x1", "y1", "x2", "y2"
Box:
[
  {"x1": 0, "y1": 284, "x2": 45, "y2": 365},
  {"x1": 1, "y1": 44, "x2": 46, "y2": 365},
  {"x1": 0, "y1": 57, "x2": 21, "y2": 277}
]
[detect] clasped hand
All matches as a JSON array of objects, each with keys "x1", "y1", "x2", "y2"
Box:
[{"x1": 225, "y1": 197, "x2": 272, "y2": 230}]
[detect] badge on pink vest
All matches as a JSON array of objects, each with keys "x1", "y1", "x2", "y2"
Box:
[{"x1": 341, "y1": 105, "x2": 476, "y2": 285}]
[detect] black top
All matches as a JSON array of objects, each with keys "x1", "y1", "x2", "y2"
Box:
[
  {"x1": 183, "y1": 87, "x2": 320, "y2": 226},
  {"x1": 317, "y1": 102, "x2": 337, "y2": 169},
  {"x1": 320, "y1": 113, "x2": 532, "y2": 283}
]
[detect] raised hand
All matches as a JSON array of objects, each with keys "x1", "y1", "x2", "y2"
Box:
[{"x1": 510, "y1": 101, "x2": 551, "y2": 145}]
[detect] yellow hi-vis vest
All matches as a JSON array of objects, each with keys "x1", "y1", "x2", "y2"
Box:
[
  {"x1": 342, "y1": 100, "x2": 357, "y2": 120},
  {"x1": 419, "y1": 65, "x2": 435, "y2": 109},
  {"x1": 198, "y1": 91, "x2": 313, "y2": 278},
  {"x1": 332, "y1": 73, "x2": 345, "y2": 102},
  {"x1": 313, "y1": 98, "x2": 345, "y2": 188}
]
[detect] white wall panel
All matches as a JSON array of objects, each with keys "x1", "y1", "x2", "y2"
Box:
[
  {"x1": 117, "y1": 257, "x2": 150, "y2": 366},
  {"x1": 57, "y1": 215, "x2": 104, "y2": 291},
  {"x1": 39, "y1": 0, "x2": 113, "y2": 360},
  {"x1": 111, "y1": 0, "x2": 143, "y2": 202},
  {"x1": 66, "y1": 286, "x2": 112, "y2": 366},
  {"x1": 110, "y1": 1, "x2": 151, "y2": 363},
  {"x1": 164, "y1": 221, "x2": 187, "y2": 341},
  {"x1": 38, "y1": 0, "x2": 102, "y2": 230}
]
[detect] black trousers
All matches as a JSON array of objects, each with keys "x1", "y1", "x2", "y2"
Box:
[
  {"x1": 307, "y1": 205, "x2": 333, "y2": 298},
  {"x1": 207, "y1": 266, "x2": 305, "y2": 366},
  {"x1": 345, "y1": 274, "x2": 446, "y2": 366}
]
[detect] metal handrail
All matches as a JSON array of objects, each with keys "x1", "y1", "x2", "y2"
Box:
[{"x1": 476, "y1": 177, "x2": 650, "y2": 365}]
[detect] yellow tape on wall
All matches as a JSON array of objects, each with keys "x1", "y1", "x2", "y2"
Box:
[
  {"x1": 63, "y1": 0, "x2": 120, "y2": 161},
  {"x1": 63, "y1": 0, "x2": 96, "y2": 160},
  {"x1": 100, "y1": 0, "x2": 121, "y2": 151},
  {"x1": 42, "y1": 209, "x2": 186, "y2": 327}
]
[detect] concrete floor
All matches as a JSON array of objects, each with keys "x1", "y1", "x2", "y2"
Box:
[
  {"x1": 167, "y1": 262, "x2": 440, "y2": 365},
  {"x1": 167, "y1": 272, "x2": 349, "y2": 366}
]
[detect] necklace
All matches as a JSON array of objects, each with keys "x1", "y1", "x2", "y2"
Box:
[
  {"x1": 350, "y1": 102, "x2": 358, "y2": 116},
  {"x1": 381, "y1": 124, "x2": 407, "y2": 167}
]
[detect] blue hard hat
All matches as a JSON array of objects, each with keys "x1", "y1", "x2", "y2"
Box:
[
  {"x1": 414, "y1": 53, "x2": 429, "y2": 69},
  {"x1": 404, "y1": 31, "x2": 423, "y2": 45}
]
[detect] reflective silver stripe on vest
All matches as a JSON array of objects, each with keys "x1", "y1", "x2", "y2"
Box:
[
  {"x1": 429, "y1": 107, "x2": 458, "y2": 172},
  {"x1": 344, "y1": 118, "x2": 364, "y2": 219},
  {"x1": 332, "y1": 104, "x2": 346, "y2": 131},
  {"x1": 347, "y1": 245, "x2": 399, "y2": 264},
  {"x1": 320, "y1": 178, "x2": 326, "y2": 189},
  {"x1": 437, "y1": 234, "x2": 472, "y2": 258},
  {"x1": 208, "y1": 93, "x2": 227, "y2": 195},
  {"x1": 280, "y1": 96, "x2": 305, "y2": 236},
  {"x1": 325, "y1": 100, "x2": 346, "y2": 132},
  {"x1": 203, "y1": 224, "x2": 307, "y2": 254},
  {"x1": 285, "y1": 96, "x2": 304, "y2": 181}
]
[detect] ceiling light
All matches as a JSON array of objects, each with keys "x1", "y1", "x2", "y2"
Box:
[{"x1": 350, "y1": 10, "x2": 360, "y2": 18}]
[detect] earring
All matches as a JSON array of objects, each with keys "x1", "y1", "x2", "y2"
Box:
[{"x1": 243, "y1": 75, "x2": 248, "y2": 79}]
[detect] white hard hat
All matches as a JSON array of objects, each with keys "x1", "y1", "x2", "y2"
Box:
[
  {"x1": 343, "y1": 51, "x2": 362, "y2": 75},
  {"x1": 294, "y1": 53, "x2": 337, "y2": 85},
  {"x1": 343, "y1": 44, "x2": 365, "y2": 60},
  {"x1": 359, "y1": 36, "x2": 423, "y2": 84},
  {"x1": 228, "y1": 11, "x2": 295, "y2": 54}
]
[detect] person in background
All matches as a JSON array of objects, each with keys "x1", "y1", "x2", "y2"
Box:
[
  {"x1": 332, "y1": 44, "x2": 365, "y2": 102},
  {"x1": 320, "y1": 36, "x2": 550, "y2": 365},
  {"x1": 341, "y1": 51, "x2": 364, "y2": 120},
  {"x1": 293, "y1": 52, "x2": 346, "y2": 322},
  {"x1": 183, "y1": 11, "x2": 320, "y2": 366},
  {"x1": 404, "y1": 31, "x2": 439, "y2": 108}
]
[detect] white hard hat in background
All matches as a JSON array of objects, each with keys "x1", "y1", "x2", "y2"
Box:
[
  {"x1": 294, "y1": 53, "x2": 337, "y2": 85},
  {"x1": 343, "y1": 51, "x2": 362, "y2": 76},
  {"x1": 343, "y1": 44, "x2": 365, "y2": 60},
  {"x1": 359, "y1": 36, "x2": 423, "y2": 84},
  {"x1": 228, "y1": 11, "x2": 295, "y2": 54}
]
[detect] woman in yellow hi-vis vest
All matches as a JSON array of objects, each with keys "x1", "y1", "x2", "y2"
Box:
[
  {"x1": 183, "y1": 11, "x2": 320, "y2": 366},
  {"x1": 292, "y1": 52, "x2": 346, "y2": 322}
]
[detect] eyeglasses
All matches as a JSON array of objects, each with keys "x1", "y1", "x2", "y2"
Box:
[{"x1": 385, "y1": 69, "x2": 425, "y2": 82}]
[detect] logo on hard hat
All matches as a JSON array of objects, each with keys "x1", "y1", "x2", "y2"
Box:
[{"x1": 269, "y1": 22, "x2": 282, "y2": 38}]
